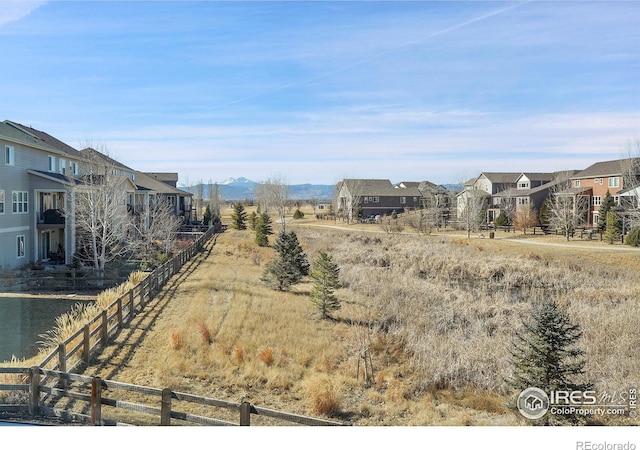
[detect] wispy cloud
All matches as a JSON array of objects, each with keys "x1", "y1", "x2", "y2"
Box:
[{"x1": 0, "y1": 1, "x2": 45, "y2": 28}]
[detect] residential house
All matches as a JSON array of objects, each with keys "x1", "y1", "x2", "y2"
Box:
[
  {"x1": 565, "y1": 158, "x2": 640, "y2": 227},
  {"x1": 491, "y1": 172, "x2": 576, "y2": 222},
  {"x1": 0, "y1": 120, "x2": 86, "y2": 269},
  {"x1": 336, "y1": 179, "x2": 422, "y2": 222},
  {"x1": 456, "y1": 172, "x2": 520, "y2": 222},
  {"x1": 0, "y1": 120, "x2": 193, "y2": 270}
]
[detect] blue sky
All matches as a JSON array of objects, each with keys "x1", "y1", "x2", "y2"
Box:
[{"x1": 1, "y1": 1, "x2": 639, "y2": 185}]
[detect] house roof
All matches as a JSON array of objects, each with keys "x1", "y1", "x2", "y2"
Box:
[
  {"x1": 573, "y1": 158, "x2": 640, "y2": 179},
  {"x1": 134, "y1": 171, "x2": 192, "y2": 197},
  {"x1": 339, "y1": 179, "x2": 421, "y2": 197},
  {"x1": 478, "y1": 172, "x2": 521, "y2": 184},
  {"x1": 4, "y1": 121, "x2": 82, "y2": 158},
  {"x1": 80, "y1": 148, "x2": 136, "y2": 172},
  {"x1": 519, "y1": 172, "x2": 554, "y2": 182},
  {"x1": 145, "y1": 172, "x2": 179, "y2": 186}
]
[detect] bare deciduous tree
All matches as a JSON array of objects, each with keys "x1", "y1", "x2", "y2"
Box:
[
  {"x1": 70, "y1": 146, "x2": 134, "y2": 277},
  {"x1": 335, "y1": 179, "x2": 363, "y2": 224},
  {"x1": 132, "y1": 198, "x2": 182, "y2": 265},
  {"x1": 207, "y1": 179, "x2": 222, "y2": 225},
  {"x1": 621, "y1": 142, "x2": 640, "y2": 229},
  {"x1": 255, "y1": 174, "x2": 290, "y2": 232},
  {"x1": 545, "y1": 183, "x2": 589, "y2": 241},
  {"x1": 514, "y1": 203, "x2": 539, "y2": 234},
  {"x1": 458, "y1": 190, "x2": 488, "y2": 238}
]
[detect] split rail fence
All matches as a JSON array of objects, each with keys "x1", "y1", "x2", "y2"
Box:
[
  {"x1": 0, "y1": 367, "x2": 343, "y2": 426},
  {"x1": 0, "y1": 226, "x2": 344, "y2": 426}
]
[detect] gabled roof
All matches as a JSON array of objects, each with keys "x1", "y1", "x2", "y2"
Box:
[
  {"x1": 573, "y1": 158, "x2": 640, "y2": 179},
  {"x1": 134, "y1": 171, "x2": 192, "y2": 197},
  {"x1": 477, "y1": 172, "x2": 521, "y2": 184},
  {"x1": 4, "y1": 121, "x2": 82, "y2": 158},
  {"x1": 518, "y1": 172, "x2": 554, "y2": 182},
  {"x1": 80, "y1": 148, "x2": 135, "y2": 172},
  {"x1": 338, "y1": 179, "x2": 421, "y2": 197},
  {"x1": 145, "y1": 172, "x2": 179, "y2": 187}
]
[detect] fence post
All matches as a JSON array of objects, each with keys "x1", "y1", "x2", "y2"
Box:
[
  {"x1": 28, "y1": 366, "x2": 40, "y2": 416},
  {"x1": 83, "y1": 324, "x2": 91, "y2": 362},
  {"x1": 129, "y1": 289, "x2": 135, "y2": 319},
  {"x1": 240, "y1": 401, "x2": 251, "y2": 426},
  {"x1": 117, "y1": 298, "x2": 123, "y2": 328},
  {"x1": 161, "y1": 388, "x2": 172, "y2": 425},
  {"x1": 91, "y1": 376, "x2": 102, "y2": 426},
  {"x1": 57, "y1": 343, "x2": 67, "y2": 389},
  {"x1": 101, "y1": 310, "x2": 108, "y2": 345}
]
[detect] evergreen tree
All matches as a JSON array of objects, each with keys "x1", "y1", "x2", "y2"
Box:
[
  {"x1": 625, "y1": 226, "x2": 640, "y2": 247},
  {"x1": 261, "y1": 231, "x2": 309, "y2": 291},
  {"x1": 495, "y1": 211, "x2": 509, "y2": 227},
  {"x1": 538, "y1": 199, "x2": 551, "y2": 230},
  {"x1": 230, "y1": 203, "x2": 247, "y2": 230},
  {"x1": 248, "y1": 211, "x2": 258, "y2": 230},
  {"x1": 255, "y1": 212, "x2": 273, "y2": 247},
  {"x1": 508, "y1": 299, "x2": 591, "y2": 424},
  {"x1": 309, "y1": 252, "x2": 341, "y2": 319},
  {"x1": 203, "y1": 205, "x2": 212, "y2": 226},
  {"x1": 603, "y1": 211, "x2": 621, "y2": 244},
  {"x1": 597, "y1": 190, "x2": 615, "y2": 232},
  {"x1": 293, "y1": 209, "x2": 304, "y2": 219}
]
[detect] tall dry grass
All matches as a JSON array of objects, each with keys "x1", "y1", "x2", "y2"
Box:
[{"x1": 68, "y1": 223, "x2": 638, "y2": 425}]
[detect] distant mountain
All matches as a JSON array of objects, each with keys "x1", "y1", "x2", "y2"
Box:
[{"x1": 179, "y1": 178, "x2": 335, "y2": 201}]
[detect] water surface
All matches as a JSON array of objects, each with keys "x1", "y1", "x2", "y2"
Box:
[{"x1": 0, "y1": 297, "x2": 88, "y2": 362}]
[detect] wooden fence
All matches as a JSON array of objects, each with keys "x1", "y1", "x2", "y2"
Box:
[
  {"x1": 0, "y1": 225, "x2": 345, "y2": 425},
  {"x1": 0, "y1": 367, "x2": 344, "y2": 426},
  {"x1": 34, "y1": 226, "x2": 215, "y2": 374}
]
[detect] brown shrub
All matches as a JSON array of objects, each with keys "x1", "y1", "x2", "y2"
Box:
[
  {"x1": 196, "y1": 322, "x2": 212, "y2": 345},
  {"x1": 169, "y1": 332, "x2": 183, "y2": 350},
  {"x1": 258, "y1": 347, "x2": 274, "y2": 366},
  {"x1": 231, "y1": 345, "x2": 244, "y2": 364},
  {"x1": 306, "y1": 377, "x2": 342, "y2": 416}
]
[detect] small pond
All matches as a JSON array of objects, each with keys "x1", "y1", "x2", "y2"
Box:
[{"x1": 0, "y1": 297, "x2": 91, "y2": 362}]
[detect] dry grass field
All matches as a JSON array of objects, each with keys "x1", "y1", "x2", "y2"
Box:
[
  {"x1": 56, "y1": 206, "x2": 638, "y2": 426},
  {"x1": 4, "y1": 205, "x2": 638, "y2": 426}
]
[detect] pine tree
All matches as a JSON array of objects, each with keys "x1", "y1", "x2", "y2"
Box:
[
  {"x1": 230, "y1": 203, "x2": 247, "y2": 230},
  {"x1": 255, "y1": 212, "x2": 273, "y2": 247},
  {"x1": 203, "y1": 205, "x2": 212, "y2": 226},
  {"x1": 597, "y1": 190, "x2": 615, "y2": 232},
  {"x1": 508, "y1": 299, "x2": 591, "y2": 424},
  {"x1": 260, "y1": 231, "x2": 309, "y2": 291},
  {"x1": 603, "y1": 210, "x2": 621, "y2": 244},
  {"x1": 248, "y1": 211, "x2": 258, "y2": 231},
  {"x1": 309, "y1": 252, "x2": 341, "y2": 319},
  {"x1": 495, "y1": 211, "x2": 509, "y2": 227}
]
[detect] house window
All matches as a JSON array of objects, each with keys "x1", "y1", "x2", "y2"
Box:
[
  {"x1": 59, "y1": 158, "x2": 66, "y2": 175},
  {"x1": 608, "y1": 177, "x2": 620, "y2": 188},
  {"x1": 614, "y1": 195, "x2": 620, "y2": 205},
  {"x1": 5, "y1": 146, "x2": 15, "y2": 165},
  {"x1": 48, "y1": 156, "x2": 56, "y2": 172},
  {"x1": 12, "y1": 191, "x2": 29, "y2": 213},
  {"x1": 400, "y1": 196, "x2": 406, "y2": 204},
  {"x1": 363, "y1": 197, "x2": 369, "y2": 204},
  {"x1": 17, "y1": 235, "x2": 25, "y2": 258},
  {"x1": 592, "y1": 196, "x2": 601, "y2": 207},
  {"x1": 0, "y1": 190, "x2": 4, "y2": 213},
  {"x1": 70, "y1": 162, "x2": 79, "y2": 175},
  {"x1": 518, "y1": 182, "x2": 528, "y2": 189},
  {"x1": 574, "y1": 180, "x2": 581, "y2": 188},
  {"x1": 594, "y1": 214, "x2": 599, "y2": 225},
  {"x1": 518, "y1": 197, "x2": 529, "y2": 205}
]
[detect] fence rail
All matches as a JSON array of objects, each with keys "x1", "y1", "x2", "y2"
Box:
[
  {"x1": 33, "y1": 226, "x2": 216, "y2": 375},
  {"x1": 0, "y1": 367, "x2": 344, "y2": 426}
]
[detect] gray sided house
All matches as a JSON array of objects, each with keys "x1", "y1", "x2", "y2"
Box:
[
  {"x1": 336, "y1": 179, "x2": 422, "y2": 222},
  {"x1": 0, "y1": 120, "x2": 84, "y2": 269}
]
